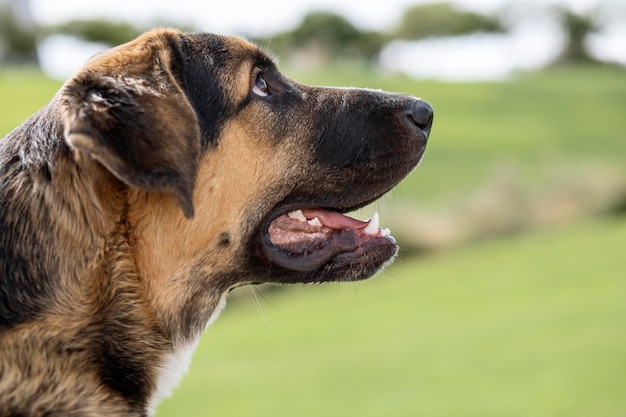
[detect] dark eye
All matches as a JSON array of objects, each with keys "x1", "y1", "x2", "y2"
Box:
[{"x1": 252, "y1": 73, "x2": 269, "y2": 97}]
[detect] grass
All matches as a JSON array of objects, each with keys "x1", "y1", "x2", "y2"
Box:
[
  {"x1": 0, "y1": 69, "x2": 61, "y2": 137},
  {"x1": 157, "y1": 216, "x2": 626, "y2": 417}
]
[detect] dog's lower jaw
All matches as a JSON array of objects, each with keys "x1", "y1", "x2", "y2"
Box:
[{"x1": 147, "y1": 294, "x2": 228, "y2": 415}]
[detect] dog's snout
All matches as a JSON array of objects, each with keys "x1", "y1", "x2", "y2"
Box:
[{"x1": 404, "y1": 99, "x2": 433, "y2": 137}]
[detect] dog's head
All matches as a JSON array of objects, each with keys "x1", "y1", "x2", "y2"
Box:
[{"x1": 60, "y1": 28, "x2": 432, "y2": 328}]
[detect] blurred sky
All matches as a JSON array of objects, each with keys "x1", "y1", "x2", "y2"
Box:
[
  {"x1": 28, "y1": 0, "x2": 626, "y2": 81},
  {"x1": 30, "y1": 0, "x2": 604, "y2": 34}
]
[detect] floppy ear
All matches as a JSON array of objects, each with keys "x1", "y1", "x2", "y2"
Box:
[{"x1": 61, "y1": 29, "x2": 199, "y2": 218}]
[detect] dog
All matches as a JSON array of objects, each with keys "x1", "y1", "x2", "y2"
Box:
[{"x1": 0, "y1": 28, "x2": 433, "y2": 416}]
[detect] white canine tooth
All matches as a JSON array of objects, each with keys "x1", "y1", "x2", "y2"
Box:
[
  {"x1": 364, "y1": 212, "x2": 380, "y2": 235},
  {"x1": 308, "y1": 217, "x2": 322, "y2": 227},
  {"x1": 288, "y1": 210, "x2": 307, "y2": 222},
  {"x1": 381, "y1": 228, "x2": 391, "y2": 237}
]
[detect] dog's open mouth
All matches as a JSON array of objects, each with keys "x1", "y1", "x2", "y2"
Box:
[{"x1": 261, "y1": 208, "x2": 396, "y2": 272}]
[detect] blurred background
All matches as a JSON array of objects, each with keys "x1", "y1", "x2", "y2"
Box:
[{"x1": 1, "y1": 0, "x2": 625, "y2": 416}]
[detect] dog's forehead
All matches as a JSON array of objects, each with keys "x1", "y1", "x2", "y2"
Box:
[{"x1": 185, "y1": 33, "x2": 274, "y2": 69}]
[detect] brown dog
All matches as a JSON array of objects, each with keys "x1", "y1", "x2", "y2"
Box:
[{"x1": 0, "y1": 29, "x2": 432, "y2": 416}]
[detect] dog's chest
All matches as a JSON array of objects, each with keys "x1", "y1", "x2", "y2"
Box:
[
  {"x1": 148, "y1": 339, "x2": 199, "y2": 414},
  {"x1": 147, "y1": 295, "x2": 227, "y2": 415}
]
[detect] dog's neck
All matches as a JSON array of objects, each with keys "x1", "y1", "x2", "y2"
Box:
[
  {"x1": 1, "y1": 102, "x2": 104, "y2": 327},
  {"x1": 2, "y1": 105, "x2": 135, "y2": 319}
]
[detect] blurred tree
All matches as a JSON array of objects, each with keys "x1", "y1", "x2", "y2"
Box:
[
  {"x1": 0, "y1": 0, "x2": 39, "y2": 64},
  {"x1": 396, "y1": 2, "x2": 504, "y2": 39},
  {"x1": 556, "y1": 8, "x2": 599, "y2": 63},
  {"x1": 291, "y1": 12, "x2": 364, "y2": 55},
  {"x1": 257, "y1": 11, "x2": 387, "y2": 63}
]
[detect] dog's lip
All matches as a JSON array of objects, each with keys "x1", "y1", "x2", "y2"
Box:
[{"x1": 258, "y1": 197, "x2": 396, "y2": 273}]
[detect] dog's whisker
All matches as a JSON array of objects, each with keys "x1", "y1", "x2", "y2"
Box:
[
  {"x1": 257, "y1": 287, "x2": 294, "y2": 321},
  {"x1": 249, "y1": 287, "x2": 273, "y2": 330}
]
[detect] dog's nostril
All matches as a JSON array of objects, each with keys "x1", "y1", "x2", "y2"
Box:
[{"x1": 404, "y1": 100, "x2": 434, "y2": 136}]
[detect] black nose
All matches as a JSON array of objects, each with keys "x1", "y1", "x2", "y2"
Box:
[{"x1": 404, "y1": 99, "x2": 433, "y2": 137}]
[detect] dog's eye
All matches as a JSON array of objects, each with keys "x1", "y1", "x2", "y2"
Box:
[{"x1": 252, "y1": 74, "x2": 269, "y2": 97}]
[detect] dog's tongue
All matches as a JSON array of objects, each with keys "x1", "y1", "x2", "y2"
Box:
[
  {"x1": 263, "y1": 208, "x2": 395, "y2": 272},
  {"x1": 300, "y1": 208, "x2": 368, "y2": 230}
]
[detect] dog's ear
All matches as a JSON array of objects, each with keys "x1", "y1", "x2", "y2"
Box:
[{"x1": 61, "y1": 29, "x2": 199, "y2": 218}]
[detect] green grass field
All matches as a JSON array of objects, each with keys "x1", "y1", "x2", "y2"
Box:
[
  {"x1": 1, "y1": 65, "x2": 625, "y2": 416},
  {"x1": 157, "y1": 216, "x2": 626, "y2": 417}
]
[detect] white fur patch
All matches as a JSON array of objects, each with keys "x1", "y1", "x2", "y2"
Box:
[{"x1": 147, "y1": 295, "x2": 227, "y2": 415}]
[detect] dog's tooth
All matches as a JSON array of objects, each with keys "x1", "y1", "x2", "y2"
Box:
[
  {"x1": 381, "y1": 228, "x2": 391, "y2": 237},
  {"x1": 308, "y1": 217, "x2": 322, "y2": 227},
  {"x1": 288, "y1": 210, "x2": 307, "y2": 222},
  {"x1": 364, "y1": 212, "x2": 380, "y2": 235}
]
